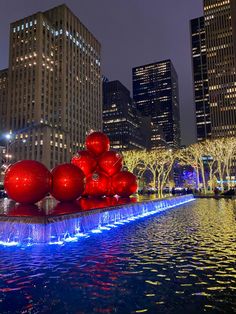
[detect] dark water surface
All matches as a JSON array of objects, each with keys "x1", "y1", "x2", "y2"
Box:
[{"x1": 0, "y1": 199, "x2": 235, "y2": 314}]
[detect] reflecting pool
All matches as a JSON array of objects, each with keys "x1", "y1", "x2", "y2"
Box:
[{"x1": 0, "y1": 199, "x2": 235, "y2": 313}]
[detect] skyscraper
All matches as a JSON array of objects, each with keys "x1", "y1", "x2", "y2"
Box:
[
  {"x1": 103, "y1": 80, "x2": 146, "y2": 150},
  {"x1": 1, "y1": 4, "x2": 101, "y2": 168},
  {"x1": 133, "y1": 60, "x2": 181, "y2": 148},
  {"x1": 0, "y1": 69, "x2": 8, "y2": 137},
  {"x1": 191, "y1": 17, "x2": 211, "y2": 141},
  {"x1": 203, "y1": 0, "x2": 236, "y2": 137}
]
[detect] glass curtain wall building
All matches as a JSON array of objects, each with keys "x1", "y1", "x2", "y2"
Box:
[
  {"x1": 132, "y1": 60, "x2": 181, "y2": 149},
  {"x1": 204, "y1": 0, "x2": 236, "y2": 138},
  {"x1": 191, "y1": 17, "x2": 211, "y2": 141}
]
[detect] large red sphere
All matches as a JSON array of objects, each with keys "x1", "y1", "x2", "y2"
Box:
[
  {"x1": 85, "y1": 132, "x2": 110, "y2": 157},
  {"x1": 85, "y1": 171, "x2": 109, "y2": 197},
  {"x1": 4, "y1": 160, "x2": 52, "y2": 204},
  {"x1": 50, "y1": 164, "x2": 85, "y2": 202},
  {"x1": 71, "y1": 150, "x2": 97, "y2": 177},
  {"x1": 98, "y1": 151, "x2": 123, "y2": 176},
  {"x1": 112, "y1": 171, "x2": 138, "y2": 197}
]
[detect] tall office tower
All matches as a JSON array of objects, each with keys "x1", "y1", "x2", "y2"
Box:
[
  {"x1": 204, "y1": 0, "x2": 236, "y2": 137},
  {"x1": 133, "y1": 60, "x2": 181, "y2": 149},
  {"x1": 5, "y1": 4, "x2": 101, "y2": 168},
  {"x1": 0, "y1": 69, "x2": 8, "y2": 137},
  {"x1": 191, "y1": 17, "x2": 211, "y2": 141},
  {"x1": 103, "y1": 80, "x2": 145, "y2": 150}
]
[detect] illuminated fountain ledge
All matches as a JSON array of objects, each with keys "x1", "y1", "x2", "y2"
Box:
[{"x1": 0, "y1": 195, "x2": 194, "y2": 247}]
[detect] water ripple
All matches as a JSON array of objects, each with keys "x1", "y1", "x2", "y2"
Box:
[{"x1": 0, "y1": 199, "x2": 235, "y2": 313}]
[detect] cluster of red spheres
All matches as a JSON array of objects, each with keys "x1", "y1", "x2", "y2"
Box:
[{"x1": 4, "y1": 132, "x2": 138, "y2": 204}]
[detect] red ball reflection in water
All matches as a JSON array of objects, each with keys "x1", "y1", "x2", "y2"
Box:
[
  {"x1": 71, "y1": 150, "x2": 97, "y2": 177},
  {"x1": 106, "y1": 196, "x2": 118, "y2": 207},
  {"x1": 112, "y1": 171, "x2": 138, "y2": 197},
  {"x1": 50, "y1": 163, "x2": 85, "y2": 202},
  {"x1": 8, "y1": 203, "x2": 44, "y2": 217},
  {"x1": 4, "y1": 160, "x2": 52, "y2": 204},
  {"x1": 117, "y1": 197, "x2": 137, "y2": 205},
  {"x1": 51, "y1": 202, "x2": 80, "y2": 215},
  {"x1": 77, "y1": 197, "x2": 108, "y2": 211},
  {"x1": 85, "y1": 132, "x2": 110, "y2": 157}
]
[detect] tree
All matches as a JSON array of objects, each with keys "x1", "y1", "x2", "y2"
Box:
[
  {"x1": 141, "y1": 149, "x2": 176, "y2": 198},
  {"x1": 122, "y1": 150, "x2": 143, "y2": 174}
]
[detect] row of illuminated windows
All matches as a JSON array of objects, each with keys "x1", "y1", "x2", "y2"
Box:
[
  {"x1": 204, "y1": 0, "x2": 230, "y2": 10},
  {"x1": 13, "y1": 20, "x2": 37, "y2": 33},
  {"x1": 13, "y1": 25, "x2": 99, "y2": 64}
]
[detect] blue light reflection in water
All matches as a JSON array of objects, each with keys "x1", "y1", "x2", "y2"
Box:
[
  {"x1": 0, "y1": 195, "x2": 194, "y2": 246},
  {"x1": 0, "y1": 198, "x2": 235, "y2": 313}
]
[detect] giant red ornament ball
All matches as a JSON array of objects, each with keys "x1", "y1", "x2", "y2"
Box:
[
  {"x1": 4, "y1": 160, "x2": 52, "y2": 204},
  {"x1": 4, "y1": 131, "x2": 138, "y2": 208},
  {"x1": 85, "y1": 131, "x2": 110, "y2": 157},
  {"x1": 98, "y1": 151, "x2": 123, "y2": 177},
  {"x1": 71, "y1": 150, "x2": 97, "y2": 177},
  {"x1": 112, "y1": 171, "x2": 138, "y2": 197},
  {"x1": 50, "y1": 163, "x2": 85, "y2": 202},
  {"x1": 85, "y1": 171, "x2": 109, "y2": 197}
]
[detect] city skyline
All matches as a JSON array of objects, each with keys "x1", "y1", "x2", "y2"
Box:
[{"x1": 0, "y1": 0, "x2": 203, "y2": 146}]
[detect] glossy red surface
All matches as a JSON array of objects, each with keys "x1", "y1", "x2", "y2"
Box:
[
  {"x1": 8, "y1": 203, "x2": 45, "y2": 217},
  {"x1": 4, "y1": 160, "x2": 52, "y2": 204},
  {"x1": 112, "y1": 171, "x2": 138, "y2": 197},
  {"x1": 77, "y1": 197, "x2": 109, "y2": 211},
  {"x1": 51, "y1": 202, "x2": 80, "y2": 215},
  {"x1": 84, "y1": 171, "x2": 109, "y2": 197},
  {"x1": 98, "y1": 151, "x2": 123, "y2": 176},
  {"x1": 71, "y1": 150, "x2": 97, "y2": 177},
  {"x1": 85, "y1": 132, "x2": 110, "y2": 157},
  {"x1": 106, "y1": 177, "x2": 116, "y2": 196},
  {"x1": 117, "y1": 197, "x2": 137, "y2": 205},
  {"x1": 50, "y1": 163, "x2": 85, "y2": 202}
]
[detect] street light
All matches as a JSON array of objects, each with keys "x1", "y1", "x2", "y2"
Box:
[{"x1": 5, "y1": 133, "x2": 12, "y2": 140}]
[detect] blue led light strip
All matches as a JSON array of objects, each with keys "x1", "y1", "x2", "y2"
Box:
[{"x1": 0, "y1": 195, "x2": 194, "y2": 247}]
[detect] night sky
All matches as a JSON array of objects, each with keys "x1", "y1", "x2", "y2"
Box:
[{"x1": 0, "y1": 0, "x2": 203, "y2": 145}]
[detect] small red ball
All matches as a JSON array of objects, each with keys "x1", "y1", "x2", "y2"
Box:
[
  {"x1": 4, "y1": 160, "x2": 52, "y2": 204},
  {"x1": 98, "y1": 151, "x2": 123, "y2": 176},
  {"x1": 71, "y1": 150, "x2": 97, "y2": 177},
  {"x1": 85, "y1": 131, "x2": 110, "y2": 157},
  {"x1": 85, "y1": 171, "x2": 109, "y2": 197},
  {"x1": 50, "y1": 163, "x2": 85, "y2": 202},
  {"x1": 112, "y1": 171, "x2": 138, "y2": 197}
]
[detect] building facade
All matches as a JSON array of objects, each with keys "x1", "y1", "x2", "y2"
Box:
[
  {"x1": 132, "y1": 60, "x2": 181, "y2": 149},
  {"x1": 103, "y1": 80, "x2": 145, "y2": 150},
  {"x1": 191, "y1": 17, "x2": 211, "y2": 141},
  {"x1": 3, "y1": 4, "x2": 101, "y2": 168},
  {"x1": 204, "y1": 0, "x2": 236, "y2": 138}
]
